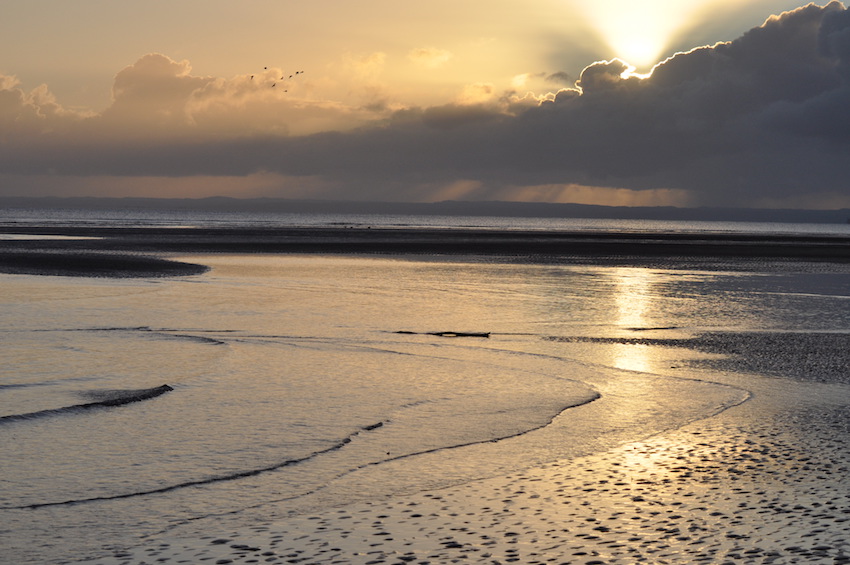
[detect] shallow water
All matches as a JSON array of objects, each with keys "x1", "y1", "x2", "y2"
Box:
[
  {"x1": 6, "y1": 206, "x2": 850, "y2": 236},
  {"x1": 2, "y1": 252, "x2": 850, "y2": 563}
]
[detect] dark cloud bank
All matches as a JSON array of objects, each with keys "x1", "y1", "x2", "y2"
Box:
[{"x1": 2, "y1": 2, "x2": 850, "y2": 209}]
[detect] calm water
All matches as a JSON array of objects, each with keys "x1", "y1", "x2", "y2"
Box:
[
  {"x1": 5, "y1": 206, "x2": 850, "y2": 235},
  {"x1": 3, "y1": 212, "x2": 850, "y2": 563}
]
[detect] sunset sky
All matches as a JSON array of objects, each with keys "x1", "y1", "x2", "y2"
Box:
[{"x1": 2, "y1": 1, "x2": 849, "y2": 208}]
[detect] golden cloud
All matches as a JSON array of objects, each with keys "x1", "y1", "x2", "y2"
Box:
[{"x1": 408, "y1": 47, "x2": 454, "y2": 69}]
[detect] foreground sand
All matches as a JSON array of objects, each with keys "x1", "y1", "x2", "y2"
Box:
[{"x1": 82, "y1": 373, "x2": 850, "y2": 565}]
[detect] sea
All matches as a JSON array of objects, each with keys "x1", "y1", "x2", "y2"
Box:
[{"x1": 3, "y1": 208, "x2": 850, "y2": 564}]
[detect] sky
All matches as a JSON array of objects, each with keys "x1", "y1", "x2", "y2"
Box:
[{"x1": 1, "y1": 1, "x2": 849, "y2": 209}]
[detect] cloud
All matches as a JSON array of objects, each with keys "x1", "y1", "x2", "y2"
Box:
[
  {"x1": 90, "y1": 54, "x2": 215, "y2": 138},
  {"x1": 420, "y1": 103, "x2": 505, "y2": 130},
  {"x1": 0, "y1": 74, "x2": 87, "y2": 137},
  {"x1": 0, "y1": 171, "x2": 331, "y2": 199},
  {"x1": 342, "y1": 51, "x2": 388, "y2": 80},
  {"x1": 489, "y1": 184, "x2": 693, "y2": 207},
  {"x1": 456, "y1": 82, "x2": 497, "y2": 105},
  {"x1": 2, "y1": 2, "x2": 850, "y2": 209},
  {"x1": 545, "y1": 71, "x2": 574, "y2": 85},
  {"x1": 1, "y1": 53, "x2": 393, "y2": 144},
  {"x1": 408, "y1": 47, "x2": 453, "y2": 69}
]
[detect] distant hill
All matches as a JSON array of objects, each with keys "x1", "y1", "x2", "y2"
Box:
[{"x1": 2, "y1": 196, "x2": 849, "y2": 225}]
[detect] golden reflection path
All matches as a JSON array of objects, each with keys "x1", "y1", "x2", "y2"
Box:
[{"x1": 612, "y1": 267, "x2": 657, "y2": 373}]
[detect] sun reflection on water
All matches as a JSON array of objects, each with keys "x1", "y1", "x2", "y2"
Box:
[
  {"x1": 612, "y1": 268, "x2": 660, "y2": 373},
  {"x1": 611, "y1": 342, "x2": 654, "y2": 373},
  {"x1": 614, "y1": 268, "x2": 654, "y2": 329}
]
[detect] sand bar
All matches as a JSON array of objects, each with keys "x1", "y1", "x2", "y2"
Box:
[{"x1": 0, "y1": 251, "x2": 209, "y2": 278}]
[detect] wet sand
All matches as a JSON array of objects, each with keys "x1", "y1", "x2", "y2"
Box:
[
  {"x1": 6, "y1": 226, "x2": 850, "y2": 563},
  {"x1": 81, "y1": 372, "x2": 850, "y2": 564}
]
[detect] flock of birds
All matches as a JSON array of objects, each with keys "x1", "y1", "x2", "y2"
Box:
[{"x1": 251, "y1": 67, "x2": 304, "y2": 91}]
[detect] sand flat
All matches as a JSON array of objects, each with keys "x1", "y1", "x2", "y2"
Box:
[
  {"x1": 83, "y1": 373, "x2": 850, "y2": 564},
  {"x1": 6, "y1": 225, "x2": 848, "y2": 563}
]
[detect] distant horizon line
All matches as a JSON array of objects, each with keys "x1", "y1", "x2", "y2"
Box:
[{"x1": 2, "y1": 195, "x2": 849, "y2": 224}]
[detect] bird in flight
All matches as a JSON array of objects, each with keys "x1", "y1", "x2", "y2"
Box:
[{"x1": 253, "y1": 66, "x2": 304, "y2": 88}]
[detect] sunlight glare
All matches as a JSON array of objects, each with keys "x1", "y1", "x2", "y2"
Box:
[
  {"x1": 574, "y1": 0, "x2": 713, "y2": 69},
  {"x1": 614, "y1": 268, "x2": 654, "y2": 330},
  {"x1": 612, "y1": 268, "x2": 657, "y2": 373}
]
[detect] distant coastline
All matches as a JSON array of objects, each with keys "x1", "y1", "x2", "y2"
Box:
[{"x1": 2, "y1": 196, "x2": 850, "y2": 225}]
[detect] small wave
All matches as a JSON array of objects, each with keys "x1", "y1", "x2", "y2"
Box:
[
  {"x1": 59, "y1": 326, "x2": 229, "y2": 345},
  {"x1": 10, "y1": 388, "x2": 602, "y2": 511},
  {"x1": 94, "y1": 326, "x2": 228, "y2": 346},
  {"x1": 11, "y1": 421, "x2": 387, "y2": 510},
  {"x1": 395, "y1": 330, "x2": 491, "y2": 338},
  {"x1": 11, "y1": 390, "x2": 603, "y2": 510},
  {"x1": 27, "y1": 326, "x2": 153, "y2": 334},
  {"x1": 0, "y1": 382, "x2": 52, "y2": 391},
  {"x1": 0, "y1": 384, "x2": 174, "y2": 425},
  {"x1": 363, "y1": 392, "x2": 601, "y2": 467},
  {"x1": 89, "y1": 326, "x2": 154, "y2": 332},
  {"x1": 156, "y1": 333, "x2": 228, "y2": 346}
]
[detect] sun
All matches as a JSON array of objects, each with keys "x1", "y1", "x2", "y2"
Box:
[{"x1": 573, "y1": 0, "x2": 716, "y2": 69}]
